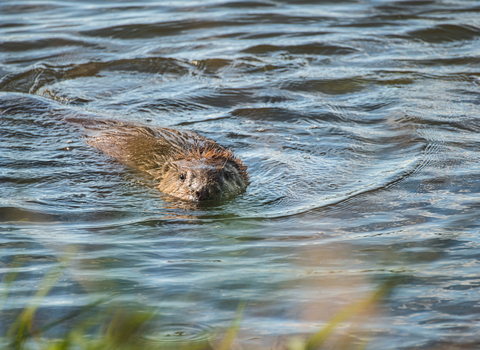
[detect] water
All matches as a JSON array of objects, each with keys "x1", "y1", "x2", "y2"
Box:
[{"x1": 1, "y1": 0, "x2": 480, "y2": 348}]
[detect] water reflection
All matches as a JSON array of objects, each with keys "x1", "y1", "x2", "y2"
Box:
[{"x1": 2, "y1": 0, "x2": 480, "y2": 348}]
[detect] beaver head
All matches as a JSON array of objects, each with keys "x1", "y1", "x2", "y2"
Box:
[{"x1": 157, "y1": 146, "x2": 248, "y2": 202}]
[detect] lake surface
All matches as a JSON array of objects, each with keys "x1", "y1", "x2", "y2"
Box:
[{"x1": 1, "y1": 0, "x2": 480, "y2": 348}]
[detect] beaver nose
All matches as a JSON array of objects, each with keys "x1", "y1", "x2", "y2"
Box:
[{"x1": 195, "y1": 188, "x2": 208, "y2": 200}]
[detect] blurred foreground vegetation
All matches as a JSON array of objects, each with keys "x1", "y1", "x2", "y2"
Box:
[{"x1": 0, "y1": 256, "x2": 397, "y2": 350}]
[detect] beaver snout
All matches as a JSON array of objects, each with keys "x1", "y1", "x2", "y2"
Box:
[
  {"x1": 190, "y1": 182, "x2": 218, "y2": 201},
  {"x1": 194, "y1": 188, "x2": 207, "y2": 200}
]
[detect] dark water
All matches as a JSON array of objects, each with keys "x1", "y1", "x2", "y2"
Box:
[{"x1": 1, "y1": 0, "x2": 480, "y2": 348}]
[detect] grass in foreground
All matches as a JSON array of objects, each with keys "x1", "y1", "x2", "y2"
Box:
[{"x1": 1, "y1": 257, "x2": 397, "y2": 350}]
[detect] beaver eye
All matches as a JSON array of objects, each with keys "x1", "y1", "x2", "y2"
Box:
[
  {"x1": 224, "y1": 171, "x2": 230, "y2": 180},
  {"x1": 180, "y1": 173, "x2": 185, "y2": 180}
]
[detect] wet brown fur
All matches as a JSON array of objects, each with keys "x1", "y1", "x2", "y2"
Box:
[
  {"x1": 0, "y1": 93, "x2": 248, "y2": 202},
  {"x1": 75, "y1": 119, "x2": 249, "y2": 201},
  {"x1": 178, "y1": 143, "x2": 248, "y2": 174}
]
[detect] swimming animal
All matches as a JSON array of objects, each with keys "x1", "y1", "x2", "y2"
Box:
[{"x1": 0, "y1": 93, "x2": 249, "y2": 202}]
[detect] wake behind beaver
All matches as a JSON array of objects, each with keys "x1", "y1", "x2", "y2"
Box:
[{"x1": 0, "y1": 93, "x2": 249, "y2": 202}]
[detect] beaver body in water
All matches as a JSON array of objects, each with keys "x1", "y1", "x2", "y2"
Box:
[
  {"x1": 72, "y1": 116, "x2": 249, "y2": 202},
  {"x1": 0, "y1": 93, "x2": 248, "y2": 202}
]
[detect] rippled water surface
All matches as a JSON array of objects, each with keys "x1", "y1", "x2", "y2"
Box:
[{"x1": 2, "y1": 0, "x2": 480, "y2": 348}]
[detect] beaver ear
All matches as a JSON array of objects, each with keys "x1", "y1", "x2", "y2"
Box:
[{"x1": 224, "y1": 161, "x2": 238, "y2": 172}]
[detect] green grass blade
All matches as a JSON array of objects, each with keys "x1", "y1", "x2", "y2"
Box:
[
  {"x1": 303, "y1": 279, "x2": 399, "y2": 350},
  {"x1": 218, "y1": 301, "x2": 246, "y2": 350},
  {"x1": 6, "y1": 257, "x2": 71, "y2": 348}
]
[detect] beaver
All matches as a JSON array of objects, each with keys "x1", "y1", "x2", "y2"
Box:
[
  {"x1": 0, "y1": 93, "x2": 248, "y2": 202},
  {"x1": 76, "y1": 117, "x2": 248, "y2": 201},
  {"x1": 65, "y1": 116, "x2": 249, "y2": 202}
]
